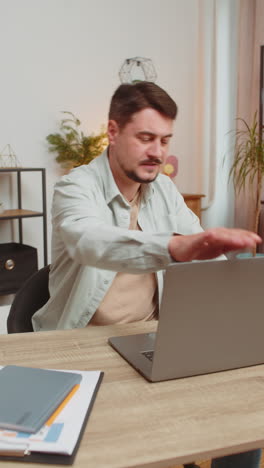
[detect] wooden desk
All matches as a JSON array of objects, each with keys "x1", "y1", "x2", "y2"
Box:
[
  {"x1": 0, "y1": 322, "x2": 264, "y2": 468},
  {"x1": 182, "y1": 193, "x2": 205, "y2": 220}
]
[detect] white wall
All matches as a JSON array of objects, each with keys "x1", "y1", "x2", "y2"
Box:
[
  {"x1": 0, "y1": 0, "x2": 201, "y2": 266},
  {"x1": 0, "y1": 0, "x2": 237, "y2": 272}
]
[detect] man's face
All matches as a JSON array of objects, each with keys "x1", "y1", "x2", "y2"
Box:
[{"x1": 108, "y1": 108, "x2": 174, "y2": 186}]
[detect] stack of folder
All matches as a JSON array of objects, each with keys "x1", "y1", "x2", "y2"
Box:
[{"x1": 0, "y1": 365, "x2": 103, "y2": 464}]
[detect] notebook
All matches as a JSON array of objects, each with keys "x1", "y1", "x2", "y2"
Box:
[
  {"x1": 0, "y1": 368, "x2": 103, "y2": 465},
  {"x1": 0, "y1": 365, "x2": 82, "y2": 433},
  {"x1": 109, "y1": 256, "x2": 264, "y2": 382}
]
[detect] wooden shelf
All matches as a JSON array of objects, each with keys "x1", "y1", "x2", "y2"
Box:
[
  {"x1": 0, "y1": 209, "x2": 43, "y2": 219},
  {"x1": 0, "y1": 168, "x2": 48, "y2": 287}
]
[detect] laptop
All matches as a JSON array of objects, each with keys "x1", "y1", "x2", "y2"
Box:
[{"x1": 108, "y1": 256, "x2": 264, "y2": 382}]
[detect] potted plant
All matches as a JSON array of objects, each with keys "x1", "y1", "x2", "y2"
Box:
[
  {"x1": 46, "y1": 112, "x2": 108, "y2": 170},
  {"x1": 229, "y1": 112, "x2": 264, "y2": 254}
]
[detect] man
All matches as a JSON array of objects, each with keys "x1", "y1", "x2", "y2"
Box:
[{"x1": 33, "y1": 82, "x2": 261, "y2": 467}]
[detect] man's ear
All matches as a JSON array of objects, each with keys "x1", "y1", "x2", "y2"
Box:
[{"x1": 107, "y1": 120, "x2": 119, "y2": 145}]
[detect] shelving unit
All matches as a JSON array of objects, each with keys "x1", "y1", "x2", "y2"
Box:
[{"x1": 0, "y1": 167, "x2": 48, "y2": 266}]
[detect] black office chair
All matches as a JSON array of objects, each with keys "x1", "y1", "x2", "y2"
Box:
[{"x1": 7, "y1": 265, "x2": 50, "y2": 333}]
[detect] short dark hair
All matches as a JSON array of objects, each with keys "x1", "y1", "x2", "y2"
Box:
[{"x1": 109, "y1": 81, "x2": 178, "y2": 128}]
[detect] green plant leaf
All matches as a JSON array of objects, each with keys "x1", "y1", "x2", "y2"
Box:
[
  {"x1": 46, "y1": 112, "x2": 108, "y2": 170},
  {"x1": 228, "y1": 111, "x2": 264, "y2": 235}
]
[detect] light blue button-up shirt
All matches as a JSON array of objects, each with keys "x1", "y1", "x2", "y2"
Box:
[{"x1": 32, "y1": 150, "x2": 203, "y2": 331}]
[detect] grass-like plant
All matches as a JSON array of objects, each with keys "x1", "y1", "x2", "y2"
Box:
[
  {"x1": 229, "y1": 112, "x2": 264, "y2": 241},
  {"x1": 46, "y1": 112, "x2": 108, "y2": 170}
]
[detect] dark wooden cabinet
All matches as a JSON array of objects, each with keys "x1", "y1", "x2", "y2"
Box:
[{"x1": 182, "y1": 193, "x2": 205, "y2": 220}]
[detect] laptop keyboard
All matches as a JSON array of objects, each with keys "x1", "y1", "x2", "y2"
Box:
[{"x1": 141, "y1": 350, "x2": 154, "y2": 362}]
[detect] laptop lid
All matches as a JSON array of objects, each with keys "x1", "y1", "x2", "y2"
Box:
[{"x1": 109, "y1": 257, "x2": 264, "y2": 382}]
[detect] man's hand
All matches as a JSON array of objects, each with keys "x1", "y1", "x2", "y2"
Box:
[{"x1": 168, "y1": 228, "x2": 262, "y2": 262}]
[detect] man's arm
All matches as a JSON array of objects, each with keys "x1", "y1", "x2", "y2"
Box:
[
  {"x1": 52, "y1": 175, "x2": 173, "y2": 273},
  {"x1": 168, "y1": 228, "x2": 262, "y2": 262},
  {"x1": 53, "y1": 173, "x2": 261, "y2": 272}
]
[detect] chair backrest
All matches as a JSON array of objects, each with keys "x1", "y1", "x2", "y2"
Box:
[{"x1": 7, "y1": 265, "x2": 50, "y2": 333}]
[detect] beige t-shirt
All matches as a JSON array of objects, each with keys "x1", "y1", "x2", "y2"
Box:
[{"x1": 90, "y1": 190, "x2": 158, "y2": 325}]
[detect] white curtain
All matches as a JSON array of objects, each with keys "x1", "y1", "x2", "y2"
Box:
[
  {"x1": 235, "y1": 0, "x2": 264, "y2": 230},
  {"x1": 196, "y1": 0, "x2": 239, "y2": 229}
]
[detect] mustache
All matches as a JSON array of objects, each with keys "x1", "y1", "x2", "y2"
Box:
[{"x1": 140, "y1": 158, "x2": 162, "y2": 165}]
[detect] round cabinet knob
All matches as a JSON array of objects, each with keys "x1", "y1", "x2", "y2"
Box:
[{"x1": 5, "y1": 259, "x2": 15, "y2": 270}]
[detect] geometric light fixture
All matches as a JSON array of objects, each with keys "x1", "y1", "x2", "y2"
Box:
[
  {"x1": 119, "y1": 57, "x2": 157, "y2": 84},
  {"x1": 0, "y1": 144, "x2": 20, "y2": 168}
]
